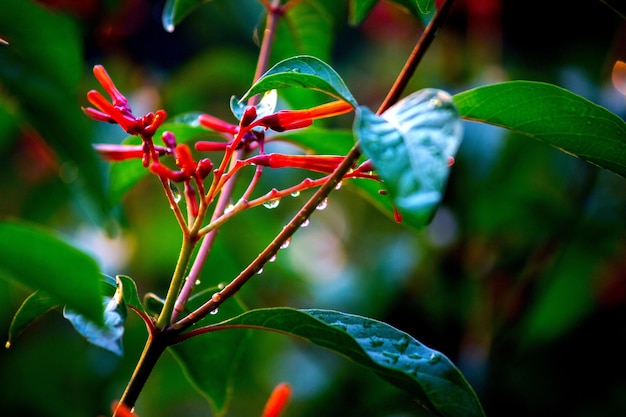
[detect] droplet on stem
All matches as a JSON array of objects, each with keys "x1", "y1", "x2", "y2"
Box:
[
  {"x1": 195, "y1": 279, "x2": 201, "y2": 285},
  {"x1": 301, "y1": 218, "x2": 310, "y2": 227},
  {"x1": 316, "y1": 198, "x2": 328, "y2": 210},
  {"x1": 169, "y1": 181, "x2": 182, "y2": 203},
  {"x1": 280, "y1": 238, "x2": 291, "y2": 249},
  {"x1": 335, "y1": 181, "x2": 343, "y2": 190},
  {"x1": 263, "y1": 199, "x2": 280, "y2": 209},
  {"x1": 210, "y1": 307, "x2": 219, "y2": 315},
  {"x1": 290, "y1": 191, "x2": 300, "y2": 197},
  {"x1": 257, "y1": 267, "x2": 264, "y2": 275},
  {"x1": 269, "y1": 254, "x2": 277, "y2": 262}
]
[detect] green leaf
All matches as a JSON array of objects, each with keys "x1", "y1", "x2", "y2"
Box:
[
  {"x1": 101, "y1": 274, "x2": 146, "y2": 314},
  {"x1": 0, "y1": 221, "x2": 103, "y2": 324},
  {"x1": 162, "y1": 0, "x2": 213, "y2": 32},
  {"x1": 354, "y1": 89, "x2": 462, "y2": 229},
  {"x1": 239, "y1": 55, "x2": 357, "y2": 107},
  {"x1": 63, "y1": 281, "x2": 126, "y2": 356},
  {"x1": 453, "y1": 81, "x2": 626, "y2": 177},
  {"x1": 0, "y1": 0, "x2": 106, "y2": 215},
  {"x1": 107, "y1": 121, "x2": 214, "y2": 204},
  {"x1": 271, "y1": 1, "x2": 334, "y2": 63},
  {"x1": 220, "y1": 308, "x2": 485, "y2": 417},
  {"x1": 169, "y1": 289, "x2": 248, "y2": 417},
  {"x1": 349, "y1": 0, "x2": 434, "y2": 25},
  {"x1": 6, "y1": 290, "x2": 61, "y2": 347}
]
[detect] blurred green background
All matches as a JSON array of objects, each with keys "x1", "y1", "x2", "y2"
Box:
[{"x1": 1, "y1": 0, "x2": 626, "y2": 416}]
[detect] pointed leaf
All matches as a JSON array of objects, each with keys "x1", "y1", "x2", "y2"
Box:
[
  {"x1": 101, "y1": 274, "x2": 146, "y2": 314},
  {"x1": 354, "y1": 89, "x2": 462, "y2": 228},
  {"x1": 239, "y1": 56, "x2": 357, "y2": 107},
  {"x1": 162, "y1": 0, "x2": 213, "y2": 32},
  {"x1": 453, "y1": 81, "x2": 626, "y2": 177},
  {"x1": 169, "y1": 290, "x2": 248, "y2": 417},
  {"x1": 0, "y1": 221, "x2": 103, "y2": 324},
  {"x1": 221, "y1": 308, "x2": 485, "y2": 417},
  {"x1": 7, "y1": 290, "x2": 61, "y2": 347},
  {"x1": 63, "y1": 280, "x2": 126, "y2": 356}
]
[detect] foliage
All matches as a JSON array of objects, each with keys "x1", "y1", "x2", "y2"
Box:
[{"x1": 1, "y1": 1, "x2": 626, "y2": 417}]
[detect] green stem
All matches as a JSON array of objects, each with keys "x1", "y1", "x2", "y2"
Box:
[{"x1": 156, "y1": 236, "x2": 195, "y2": 328}]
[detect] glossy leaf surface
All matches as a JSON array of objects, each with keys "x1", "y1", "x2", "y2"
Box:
[
  {"x1": 63, "y1": 282, "x2": 126, "y2": 356},
  {"x1": 354, "y1": 89, "x2": 462, "y2": 228},
  {"x1": 220, "y1": 308, "x2": 485, "y2": 417},
  {"x1": 0, "y1": 221, "x2": 103, "y2": 324},
  {"x1": 239, "y1": 55, "x2": 357, "y2": 107},
  {"x1": 453, "y1": 81, "x2": 626, "y2": 177}
]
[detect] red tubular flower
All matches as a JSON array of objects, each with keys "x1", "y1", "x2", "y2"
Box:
[
  {"x1": 94, "y1": 144, "x2": 169, "y2": 161},
  {"x1": 258, "y1": 100, "x2": 353, "y2": 132},
  {"x1": 198, "y1": 113, "x2": 239, "y2": 135},
  {"x1": 174, "y1": 144, "x2": 197, "y2": 176},
  {"x1": 250, "y1": 153, "x2": 346, "y2": 174},
  {"x1": 261, "y1": 383, "x2": 292, "y2": 417},
  {"x1": 195, "y1": 141, "x2": 229, "y2": 152}
]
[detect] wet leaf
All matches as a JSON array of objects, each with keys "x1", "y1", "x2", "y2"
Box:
[
  {"x1": 220, "y1": 308, "x2": 485, "y2": 417},
  {"x1": 239, "y1": 55, "x2": 357, "y2": 107},
  {"x1": 354, "y1": 89, "x2": 462, "y2": 228}
]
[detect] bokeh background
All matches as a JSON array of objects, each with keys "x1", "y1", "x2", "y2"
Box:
[{"x1": 1, "y1": 0, "x2": 626, "y2": 416}]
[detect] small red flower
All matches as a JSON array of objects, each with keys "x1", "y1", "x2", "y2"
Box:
[
  {"x1": 83, "y1": 65, "x2": 167, "y2": 138},
  {"x1": 261, "y1": 383, "x2": 292, "y2": 417}
]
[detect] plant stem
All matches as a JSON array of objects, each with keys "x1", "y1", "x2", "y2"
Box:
[
  {"x1": 378, "y1": 0, "x2": 456, "y2": 113},
  {"x1": 156, "y1": 235, "x2": 196, "y2": 328},
  {"x1": 113, "y1": 332, "x2": 170, "y2": 417}
]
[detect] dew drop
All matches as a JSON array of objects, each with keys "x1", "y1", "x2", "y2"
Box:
[
  {"x1": 169, "y1": 181, "x2": 182, "y2": 203},
  {"x1": 263, "y1": 199, "x2": 280, "y2": 209},
  {"x1": 217, "y1": 282, "x2": 225, "y2": 289},
  {"x1": 280, "y1": 238, "x2": 291, "y2": 249},
  {"x1": 428, "y1": 353, "x2": 441, "y2": 364},
  {"x1": 335, "y1": 181, "x2": 343, "y2": 190},
  {"x1": 301, "y1": 218, "x2": 310, "y2": 227},
  {"x1": 4, "y1": 341, "x2": 10, "y2": 349},
  {"x1": 195, "y1": 279, "x2": 201, "y2": 285},
  {"x1": 257, "y1": 267, "x2": 264, "y2": 275},
  {"x1": 429, "y1": 97, "x2": 443, "y2": 108},
  {"x1": 224, "y1": 204, "x2": 235, "y2": 214},
  {"x1": 269, "y1": 254, "x2": 277, "y2": 262},
  {"x1": 290, "y1": 191, "x2": 300, "y2": 197},
  {"x1": 316, "y1": 198, "x2": 328, "y2": 210},
  {"x1": 210, "y1": 307, "x2": 219, "y2": 315},
  {"x1": 291, "y1": 68, "x2": 301, "y2": 73},
  {"x1": 211, "y1": 293, "x2": 221, "y2": 303}
]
